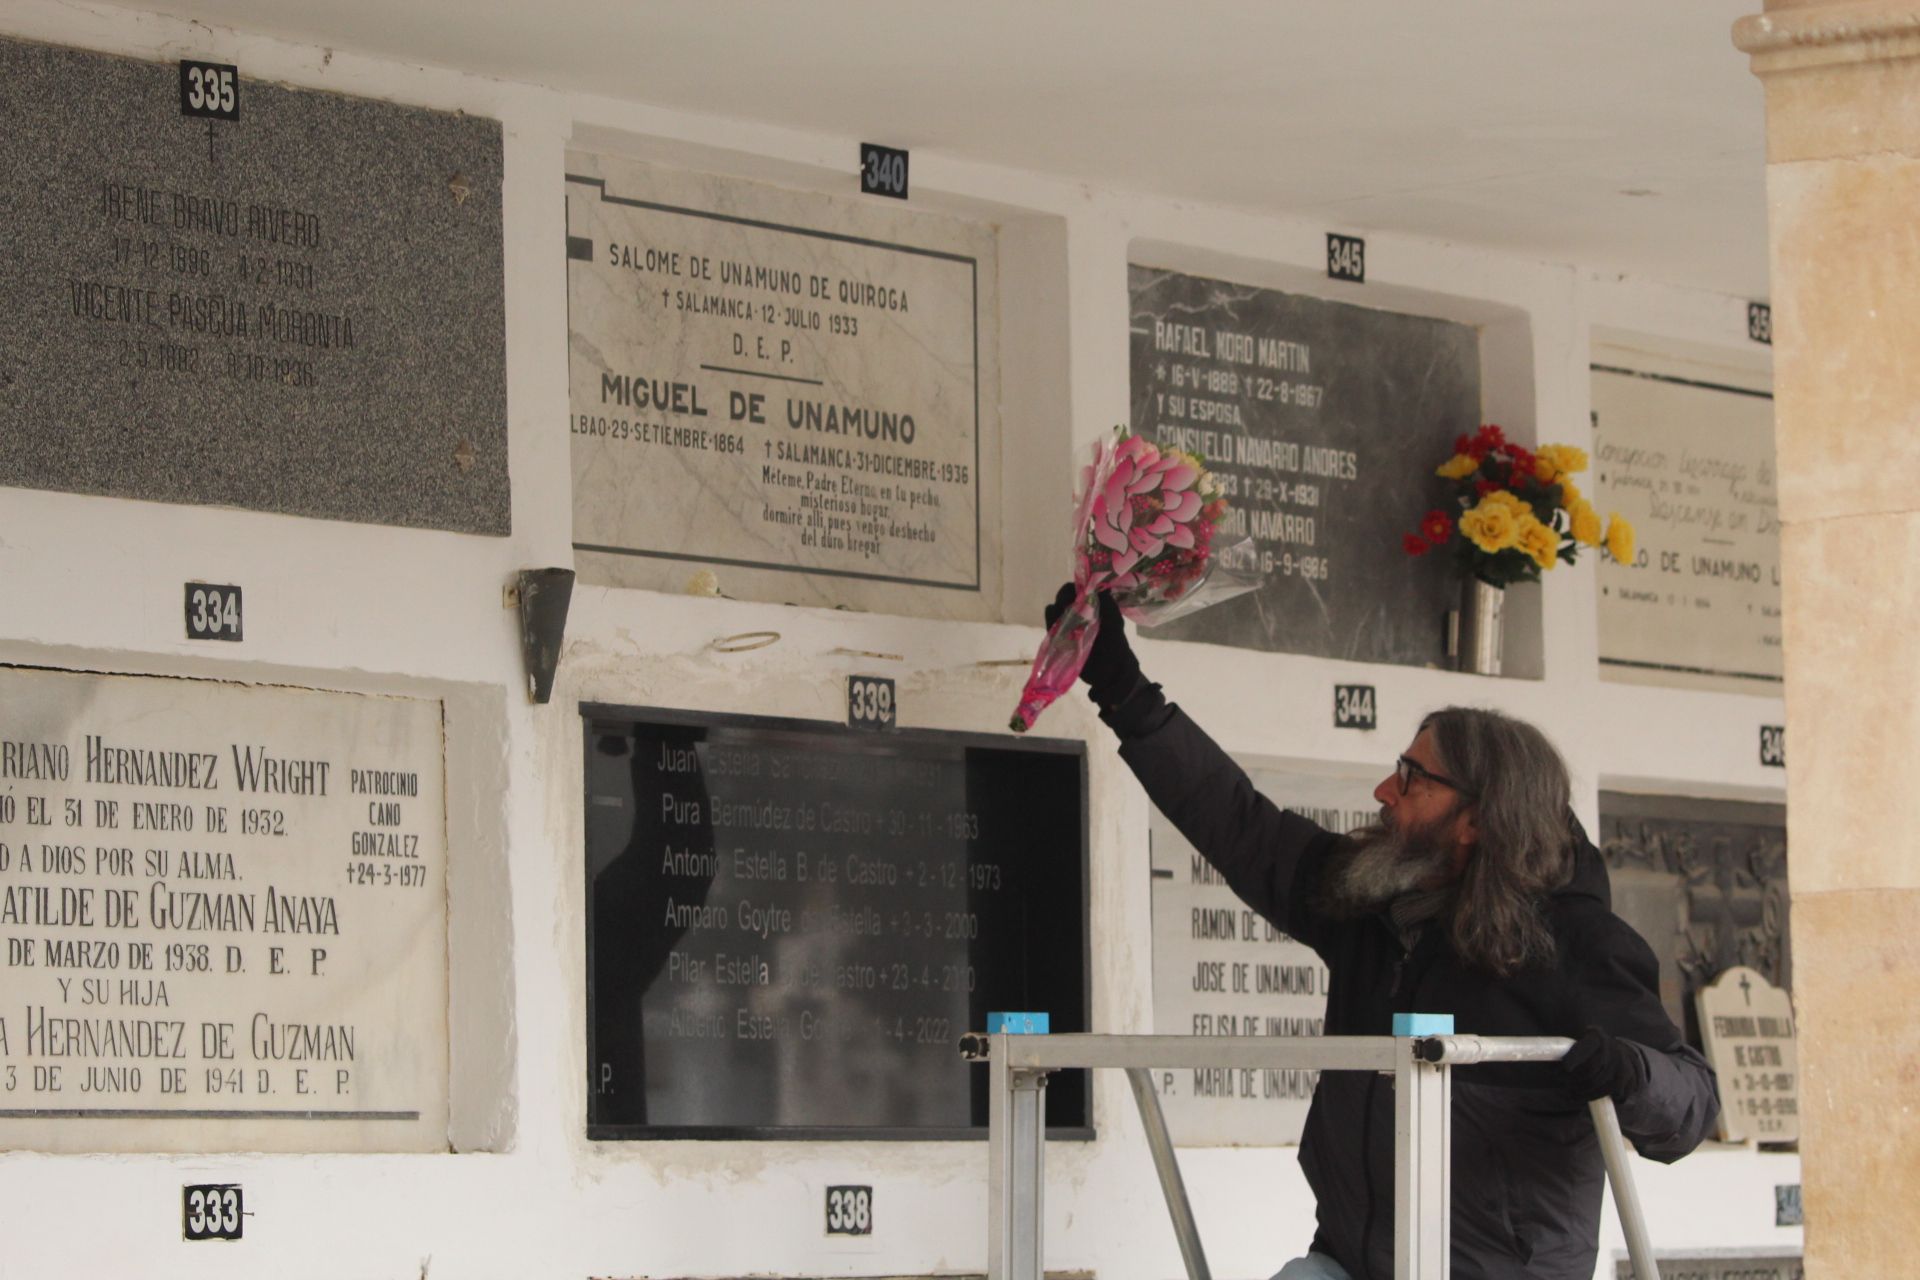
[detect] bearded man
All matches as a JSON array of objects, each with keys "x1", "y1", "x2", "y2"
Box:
[{"x1": 1048, "y1": 588, "x2": 1719, "y2": 1280}]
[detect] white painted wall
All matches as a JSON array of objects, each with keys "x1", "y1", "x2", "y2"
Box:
[{"x1": 0, "y1": 4, "x2": 1798, "y2": 1277}]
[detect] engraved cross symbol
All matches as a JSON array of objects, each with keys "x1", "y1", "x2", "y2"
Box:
[
  {"x1": 1740, "y1": 971, "x2": 1753, "y2": 1005},
  {"x1": 206, "y1": 119, "x2": 219, "y2": 164}
]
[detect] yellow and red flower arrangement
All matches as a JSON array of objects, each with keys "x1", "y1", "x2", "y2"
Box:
[{"x1": 1403, "y1": 425, "x2": 1635, "y2": 588}]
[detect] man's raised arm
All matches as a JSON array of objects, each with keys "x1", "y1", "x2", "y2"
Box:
[{"x1": 1049, "y1": 585, "x2": 1335, "y2": 940}]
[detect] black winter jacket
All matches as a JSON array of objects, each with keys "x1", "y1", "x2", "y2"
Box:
[{"x1": 1119, "y1": 707, "x2": 1719, "y2": 1280}]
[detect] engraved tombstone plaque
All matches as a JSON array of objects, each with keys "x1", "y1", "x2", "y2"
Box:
[
  {"x1": 1128, "y1": 265, "x2": 1480, "y2": 664},
  {"x1": 1592, "y1": 336, "x2": 1780, "y2": 691},
  {"x1": 1151, "y1": 769, "x2": 1373, "y2": 1145},
  {"x1": 0, "y1": 667, "x2": 448, "y2": 1153},
  {"x1": 1597, "y1": 791, "x2": 1789, "y2": 1043},
  {"x1": 566, "y1": 155, "x2": 1001, "y2": 618},
  {"x1": 1615, "y1": 1251, "x2": 1801, "y2": 1280},
  {"x1": 584, "y1": 708, "x2": 1085, "y2": 1137},
  {"x1": 0, "y1": 37, "x2": 508, "y2": 533},
  {"x1": 1697, "y1": 966, "x2": 1799, "y2": 1145}
]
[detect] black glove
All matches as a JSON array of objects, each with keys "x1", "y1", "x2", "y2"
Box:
[
  {"x1": 1044, "y1": 583, "x2": 1168, "y2": 737},
  {"x1": 1046, "y1": 584, "x2": 1140, "y2": 703},
  {"x1": 1559, "y1": 1026, "x2": 1648, "y2": 1103}
]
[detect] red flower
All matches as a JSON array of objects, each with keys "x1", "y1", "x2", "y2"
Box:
[
  {"x1": 1474, "y1": 479, "x2": 1500, "y2": 498},
  {"x1": 1475, "y1": 424, "x2": 1507, "y2": 450},
  {"x1": 1420, "y1": 509, "x2": 1454, "y2": 544},
  {"x1": 1454, "y1": 433, "x2": 1473, "y2": 455},
  {"x1": 1402, "y1": 532, "x2": 1431, "y2": 556}
]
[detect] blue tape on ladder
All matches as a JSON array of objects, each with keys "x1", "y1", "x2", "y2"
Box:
[
  {"x1": 987, "y1": 1012, "x2": 1050, "y2": 1035},
  {"x1": 1392, "y1": 1013, "x2": 1455, "y2": 1037}
]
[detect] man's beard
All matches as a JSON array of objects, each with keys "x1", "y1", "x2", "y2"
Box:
[{"x1": 1320, "y1": 809, "x2": 1461, "y2": 917}]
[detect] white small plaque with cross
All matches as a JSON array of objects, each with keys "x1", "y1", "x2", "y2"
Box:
[{"x1": 1696, "y1": 965, "x2": 1799, "y2": 1144}]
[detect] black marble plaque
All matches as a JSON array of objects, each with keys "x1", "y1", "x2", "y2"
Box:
[
  {"x1": 1129, "y1": 266, "x2": 1479, "y2": 664},
  {"x1": 584, "y1": 708, "x2": 1088, "y2": 1138},
  {"x1": 1598, "y1": 791, "x2": 1789, "y2": 1046},
  {"x1": 0, "y1": 37, "x2": 508, "y2": 534}
]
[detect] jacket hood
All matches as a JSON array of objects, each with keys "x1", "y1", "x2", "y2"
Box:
[{"x1": 1555, "y1": 814, "x2": 1612, "y2": 911}]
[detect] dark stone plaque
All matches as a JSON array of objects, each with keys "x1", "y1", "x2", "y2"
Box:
[
  {"x1": 1598, "y1": 791, "x2": 1789, "y2": 1046},
  {"x1": 0, "y1": 37, "x2": 508, "y2": 534},
  {"x1": 1615, "y1": 1253, "x2": 1800, "y2": 1280},
  {"x1": 583, "y1": 708, "x2": 1088, "y2": 1138},
  {"x1": 1129, "y1": 266, "x2": 1480, "y2": 664}
]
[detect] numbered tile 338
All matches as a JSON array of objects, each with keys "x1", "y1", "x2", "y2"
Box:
[{"x1": 825, "y1": 1184, "x2": 873, "y2": 1235}]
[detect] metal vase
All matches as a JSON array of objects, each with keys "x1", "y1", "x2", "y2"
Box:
[{"x1": 1454, "y1": 578, "x2": 1506, "y2": 676}]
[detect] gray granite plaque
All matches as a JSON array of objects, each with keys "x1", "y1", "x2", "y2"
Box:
[
  {"x1": 1129, "y1": 266, "x2": 1480, "y2": 664},
  {"x1": 0, "y1": 37, "x2": 508, "y2": 534},
  {"x1": 1598, "y1": 791, "x2": 1789, "y2": 1046}
]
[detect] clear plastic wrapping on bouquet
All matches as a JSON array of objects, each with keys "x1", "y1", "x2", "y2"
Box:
[{"x1": 1010, "y1": 429, "x2": 1262, "y2": 733}]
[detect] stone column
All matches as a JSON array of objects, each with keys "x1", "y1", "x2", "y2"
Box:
[{"x1": 1734, "y1": 4, "x2": 1920, "y2": 1275}]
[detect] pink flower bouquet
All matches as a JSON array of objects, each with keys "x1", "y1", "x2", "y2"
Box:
[{"x1": 1010, "y1": 427, "x2": 1259, "y2": 733}]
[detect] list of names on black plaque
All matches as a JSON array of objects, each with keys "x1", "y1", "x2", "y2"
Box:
[
  {"x1": 584, "y1": 709, "x2": 1087, "y2": 1138},
  {"x1": 1129, "y1": 265, "x2": 1480, "y2": 666}
]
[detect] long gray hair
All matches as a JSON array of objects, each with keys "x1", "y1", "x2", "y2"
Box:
[{"x1": 1421, "y1": 706, "x2": 1576, "y2": 976}]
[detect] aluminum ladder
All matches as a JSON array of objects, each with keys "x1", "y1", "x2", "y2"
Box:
[{"x1": 962, "y1": 1029, "x2": 1659, "y2": 1280}]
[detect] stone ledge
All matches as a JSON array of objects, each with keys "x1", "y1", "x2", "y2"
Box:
[{"x1": 1737, "y1": 2, "x2": 1920, "y2": 71}]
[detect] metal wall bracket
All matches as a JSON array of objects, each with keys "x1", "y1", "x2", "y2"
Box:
[{"x1": 515, "y1": 567, "x2": 575, "y2": 704}]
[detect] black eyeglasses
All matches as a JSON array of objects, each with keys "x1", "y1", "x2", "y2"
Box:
[{"x1": 1396, "y1": 755, "x2": 1477, "y2": 799}]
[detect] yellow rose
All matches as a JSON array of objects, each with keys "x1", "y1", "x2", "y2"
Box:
[
  {"x1": 1460, "y1": 499, "x2": 1520, "y2": 553},
  {"x1": 1516, "y1": 513, "x2": 1559, "y2": 571},
  {"x1": 1436, "y1": 453, "x2": 1479, "y2": 480},
  {"x1": 1569, "y1": 500, "x2": 1603, "y2": 547},
  {"x1": 1538, "y1": 444, "x2": 1589, "y2": 476},
  {"x1": 1533, "y1": 455, "x2": 1560, "y2": 483},
  {"x1": 1605, "y1": 514, "x2": 1636, "y2": 564},
  {"x1": 1558, "y1": 478, "x2": 1582, "y2": 506},
  {"x1": 1481, "y1": 488, "x2": 1531, "y2": 515}
]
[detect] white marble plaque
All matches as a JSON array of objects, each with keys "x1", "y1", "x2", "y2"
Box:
[
  {"x1": 565, "y1": 154, "x2": 1001, "y2": 618},
  {"x1": 1593, "y1": 337, "x2": 1781, "y2": 691},
  {"x1": 1151, "y1": 769, "x2": 1375, "y2": 1146},
  {"x1": 0, "y1": 667, "x2": 447, "y2": 1153},
  {"x1": 1697, "y1": 965, "x2": 1799, "y2": 1144}
]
